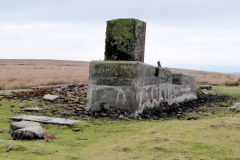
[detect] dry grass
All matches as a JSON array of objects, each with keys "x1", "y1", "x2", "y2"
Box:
[
  {"x1": 0, "y1": 59, "x2": 89, "y2": 89},
  {"x1": 0, "y1": 59, "x2": 239, "y2": 89},
  {"x1": 170, "y1": 68, "x2": 240, "y2": 85}
]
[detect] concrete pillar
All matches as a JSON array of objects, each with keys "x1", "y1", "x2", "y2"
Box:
[{"x1": 104, "y1": 18, "x2": 146, "y2": 62}]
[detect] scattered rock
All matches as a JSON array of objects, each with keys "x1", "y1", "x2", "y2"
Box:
[
  {"x1": 187, "y1": 116, "x2": 199, "y2": 120},
  {"x1": 228, "y1": 102, "x2": 240, "y2": 111},
  {"x1": 43, "y1": 94, "x2": 60, "y2": 102},
  {"x1": 119, "y1": 114, "x2": 124, "y2": 119},
  {"x1": 72, "y1": 128, "x2": 81, "y2": 132},
  {"x1": 122, "y1": 147, "x2": 129, "y2": 152},
  {"x1": 235, "y1": 108, "x2": 240, "y2": 113},
  {"x1": 10, "y1": 121, "x2": 41, "y2": 133},
  {"x1": 18, "y1": 104, "x2": 26, "y2": 108},
  {"x1": 0, "y1": 129, "x2": 4, "y2": 133},
  {"x1": 11, "y1": 126, "x2": 47, "y2": 140},
  {"x1": 199, "y1": 85, "x2": 212, "y2": 90},
  {"x1": 202, "y1": 91, "x2": 208, "y2": 95},
  {"x1": 10, "y1": 115, "x2": 81, "y2": 125},
  {"x1": 21, "y1": 107, "x2": 43, "y2": 112}
]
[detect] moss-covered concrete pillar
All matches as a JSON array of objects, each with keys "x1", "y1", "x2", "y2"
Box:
[{"x1": 104, "y1": 18, "x2": 146, "y2": 62}]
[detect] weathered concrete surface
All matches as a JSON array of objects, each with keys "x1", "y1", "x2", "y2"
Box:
[
  {"x1": 105, "y1": 19, "x2": 146, "y2": 62},
  {"x1": 10, "y1": 115, "x2": 80, "y2": 125},
  {"x1": 87, "y1": 18, "x2": 197, "y2": 114},
  {"x1": 11, "y1": 126, "x2": 47, "y2": 140},
  {"x1": 87, "y1": 61, "x2": 197, "y2": 114}
]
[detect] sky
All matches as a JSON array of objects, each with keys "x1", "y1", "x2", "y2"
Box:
[{"x1": 0, "y1": 0, "x2": 240, "y2": 72}]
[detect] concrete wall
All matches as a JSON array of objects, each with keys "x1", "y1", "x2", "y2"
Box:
[{"x1": 87, "y1": 61, "x2": 197, "y2": 114}]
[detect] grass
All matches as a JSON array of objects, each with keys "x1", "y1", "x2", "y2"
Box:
[
  {"x1": 0, "y1": 59, "x2": 89, "y2": 89},
  {"x1": 0, "y1": 86, "x2": 240, "y2": 160}
]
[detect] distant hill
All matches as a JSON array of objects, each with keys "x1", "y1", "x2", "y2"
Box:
[
  {"x1": 0, "y1": 59, "x2": 239, "y2": 89},
  {"x1": 169, "y1": 64, "x2": 240, "y2": 74},
  {"x1": 170, "y1": 68, "x2": 240, "y2": 84}
]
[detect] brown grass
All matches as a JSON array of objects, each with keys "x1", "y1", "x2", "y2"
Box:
[
  {"x1": 170, "y1": 68, "x2": 240, "y2": 85},
  {"x1": 0, "y1": 59, "x2": 239, "y2": 89},
  {"x1": 0, "y1": 59, "x2": 89, "y2": 89}
]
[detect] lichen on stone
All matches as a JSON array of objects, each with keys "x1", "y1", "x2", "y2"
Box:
[{"x1": 104, "y1": 18, "x2": 146, "y2": 62}]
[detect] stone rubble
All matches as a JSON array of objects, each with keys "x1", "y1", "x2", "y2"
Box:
[
  {"x1": 199, "y1": 85, "x2": 212, "y2": 90},
  {"x1": 11, "y1": 126, "x2": 47, "y2": 140},
  {"x1": 228, "y1": 102, "x2": 240, "y2": 111},
  {"x1": 10, "y1": 121, "x2": 41, "y2": 132},
  {"x1": 43, "y1": 94, "x2": 60, "y2": 102},
  {"x1": 4, "y1": 82, "x2": 232, "y2": 120},
  {"x1": 9, "y1": 121, "x2": 46, "y2": 140},
  {"x1": 21, "y1": 107, "x2": 43, "y2": 112}
]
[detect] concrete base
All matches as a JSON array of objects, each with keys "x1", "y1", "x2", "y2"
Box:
[{"x1": 87, "y1": 61, "x2": 197, "y2": 114}]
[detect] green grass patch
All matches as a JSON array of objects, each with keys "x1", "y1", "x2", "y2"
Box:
[{"x1": 0, "y1": 86, "x2": 240, "y2": 160}]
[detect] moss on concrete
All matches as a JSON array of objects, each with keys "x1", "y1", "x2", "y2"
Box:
[{"x1": 105, "y1": 18, "x2": 146, "y2": 62}]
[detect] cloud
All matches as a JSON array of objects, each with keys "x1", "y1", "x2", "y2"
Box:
[{"x1": 0, "y1": 0, "x2": 240, "y2": 70}]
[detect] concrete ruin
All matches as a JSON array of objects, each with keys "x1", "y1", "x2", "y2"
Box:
[{"x1": 87, "y1": 18, "x2": 197, "y2": 114}]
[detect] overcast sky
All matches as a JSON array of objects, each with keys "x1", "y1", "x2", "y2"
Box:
[{"x1": 0, "y1": 0, "x2": 240, "y2": 71}]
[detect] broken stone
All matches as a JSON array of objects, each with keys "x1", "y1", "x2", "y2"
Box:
[
  {"x1": 10, "y1": 115, "x2": 80, "y2": 125},
  {"x1": 72, "y1": 128, "x2": 81, "y2": 132},
  {"x1": 199, "y1": 85, "x2": 212, "y2": 90},
  {"x1": 187, "y1": 116, "x2": 199, "y2": 120},
  {"x1": 0, "y1": 129, "x2": 3, "y2": 133},
  {"x1": 43, "y1": 94, "x2": 60, "y2": 102},
  {"x1": 11, "y1": 126, "x2": 47, "y2": 140},
  {"x1": 21, "y1": 107, "x2": 43, "y2": 112},
  {"x1": 18, "y1": 104, "x2": 25, "y2": 108},
  {"x1": 236, "y1": 108, "x2": 240, "y2": 113},
  {"x1": 9, "y1": 121, "x2": 41, "y2": 133},
  {"x1": 227, "y1": 102, "x2": 240, "y2": 111}
]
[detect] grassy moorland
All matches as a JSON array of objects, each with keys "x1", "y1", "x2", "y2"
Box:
[
  {"x1": 0, "y1": 86, "x2": 240, "y2": 160},
  {"x1": 0, "y1": 59, "x2": 89, "y2": 89},
  {"x1": 1, "y1": 59, "x2": 240, "y2": 89}
]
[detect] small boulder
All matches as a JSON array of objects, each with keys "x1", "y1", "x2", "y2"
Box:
[
  {"x1": 199, "y1": 85, "x2": 212, "y2": 90},
  {"x1": 10, "y1": 121, "x2": 41, "y2": 133},
  {"x1": 11, "y1": 126, "x2": 47, "y2": 140},
  {"x1": 228, "y1": 102, "x2": 240, "y2": 111},
  {"x1": 21, "y1": 107, "x2": 43, "y2": 112},
  {"x1": 43, "y1": 94, "x2": 60, "y2": 102}
]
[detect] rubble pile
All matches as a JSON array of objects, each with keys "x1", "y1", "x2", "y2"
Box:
[
  {"x1": 139, "y1": 92, "x2": 230, "y2": 119},
  {"x1": 3, "y1": 83, "x2": 87, "y2": 100},
  {"x1": 5, "y1": 83, "x2": 232, "y2": 120},
  {"x1": 81, "y1": 92, "x2": 231, "y2": 120}
]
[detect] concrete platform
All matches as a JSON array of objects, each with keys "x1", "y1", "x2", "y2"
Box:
[{"x1": 87, "y1": 61, "x2": 197, "y2": 114}]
